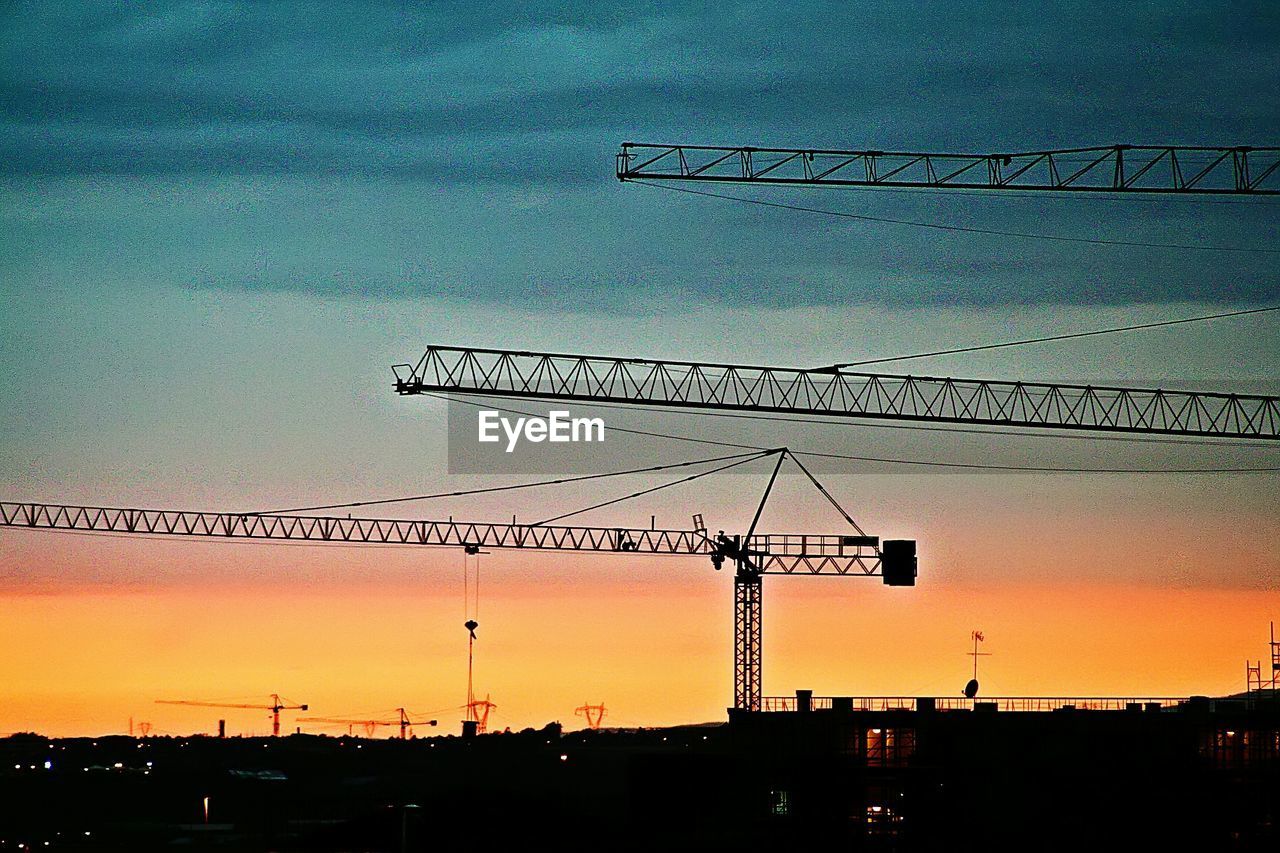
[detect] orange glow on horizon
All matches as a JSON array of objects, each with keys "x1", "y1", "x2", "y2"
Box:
[{"x1": 1, "y1": 554, "x2": 1274, "y2": 737}]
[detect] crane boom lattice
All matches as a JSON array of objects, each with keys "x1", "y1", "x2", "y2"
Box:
[
  {"x1": 393, "y1": 346, "x2": 1280, "y2": 440},
  {"x1": 0, "y1": 501, "x2": 888, "y2": 576},
  {"x1": 616, "y1": 142, "x2": 1280, "y2": 195}
]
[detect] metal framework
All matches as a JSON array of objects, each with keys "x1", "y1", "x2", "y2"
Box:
[
  {"x1": 391, "y1": 343, "x2": 1280, "y2": 710},
  {"x1": 1, "y1": 500, "x2": 906, "y2": 714},
  {"x1": 617, "y1": 142, "x2": 1280, "y2": 195},
  {"x1": 760, "y1": 695, "x2": 1192, "y2": 712},
  {"x1": 0, "y1": 500, "x2": 887, "y2": 577},
  {"x1": 734, "y1": 572, "x2": 763, "y2": 711},
  {"x1": 574, "y1": 702, "x2": 608, "y2": 730},
  {"x1": 393, "y1": 346, "x2": 1280, "y2": 440}
]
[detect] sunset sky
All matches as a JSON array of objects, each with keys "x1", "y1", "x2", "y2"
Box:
[{"x1": 1, "y1": 2, "x2": 1277, "y2": 737}]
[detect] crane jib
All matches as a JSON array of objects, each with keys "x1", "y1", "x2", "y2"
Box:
[
  {"x1": 393, "y1": 346, "x2": 1280, "y2": 440},
  {"x1": 0, "y1": 501, "x2": 903, "y2": 578},
  {"x1": 615, "y1": 143, "x2": 1280, "y2": 195}
]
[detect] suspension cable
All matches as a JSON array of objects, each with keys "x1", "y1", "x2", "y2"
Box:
[
  {"x1": 783, "y1": 451, "x2": 867, "y2": 535},
  {"x1": 247, "y1": 449, "x2": 764, "y2": 515},
  {"x1": 832, "y1": 304, "x2": 1280, "y2": 368},
  {"x1": 532, "y1": 450, "x2": 777, "y2": 526}
]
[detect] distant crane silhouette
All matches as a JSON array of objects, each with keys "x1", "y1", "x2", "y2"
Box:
[
  {"x1": 156, "y1": 694, "x2": 308, "y2": 736},
  {"x1": 575, "y1": 702, "x2": 608, "y2": 730},
  {"x1": 298, "y1": 708, "x2": 437, "y2": 739}
]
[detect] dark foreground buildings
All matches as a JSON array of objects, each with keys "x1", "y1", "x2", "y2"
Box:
[{"x1": 2, "y1": 692, "x2": 1276, "y2": 851}]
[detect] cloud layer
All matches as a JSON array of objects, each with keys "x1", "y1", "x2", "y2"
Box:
[{"x1": 2, "y1": 2, "x2": 1277, "y2": 307}]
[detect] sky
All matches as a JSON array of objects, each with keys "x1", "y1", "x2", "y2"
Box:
[{"x1": 1, "y1": 1, "x2": 1278, "y2": 736}]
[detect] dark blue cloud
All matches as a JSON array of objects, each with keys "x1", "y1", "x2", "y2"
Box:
[
  {"x1": 4, "y1": 1, "x2": 1277, "y2": 177},
  {"x1": 0, "y1": 1, "x2": 1277, "y2": 307}
]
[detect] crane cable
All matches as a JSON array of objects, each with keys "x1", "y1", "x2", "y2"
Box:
[
  {"x1": 630, "y1": 179, "x2": 1280, "y2": 254},
  {"x1": 464, "y1": 549, "x2": 479, "y2": 624},
  {"x1": 535, "y1": 447, "x2": 873, "y2": 543},
  {"x1": 782, "y1": 451, "x2": 866, "y2": 536},
  {"x1": 246, "y1": 449, "x2": 764, "y2": 515},
  {"x1": 532, "y1": 449, "x2": 777, "y2": 525},
  {"x1": 832, "y1": 304, "x2": 1280, "y2": 368},
  {"x1": 464, "y1": 548, "x2": 480, "y2": 719}
]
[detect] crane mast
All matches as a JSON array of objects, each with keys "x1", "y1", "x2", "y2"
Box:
[{"x1": 616, "y1": 142, "x2": 1280, "y2": 195}]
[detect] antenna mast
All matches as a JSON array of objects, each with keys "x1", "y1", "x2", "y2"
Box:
[{"x1": 964, "y1": 631, "x2": 990, "y2": 698}]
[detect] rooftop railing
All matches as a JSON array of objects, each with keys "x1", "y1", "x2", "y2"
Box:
[{"x1": 761, "y1": 696, "x2": 1197, "y2": 713}]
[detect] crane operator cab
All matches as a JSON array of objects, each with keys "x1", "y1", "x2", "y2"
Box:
[
  {"x1": 709, "y1": 531, "x2": 738, "y2": 569},
  {"x1": 710, "y1": 532, "x2": 764, "y2": 571}
]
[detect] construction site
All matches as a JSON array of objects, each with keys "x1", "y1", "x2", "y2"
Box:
[
  {"x1": 4, "y1": 6, "x2": 1280, "y2": 850},
  {"x1": 3, "y1": 315, "x2": 1279, "y2": 848}
]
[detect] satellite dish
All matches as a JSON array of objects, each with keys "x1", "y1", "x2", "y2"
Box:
[{"x1": 964, "y1": 678, "x2": 979, "y2": 699}]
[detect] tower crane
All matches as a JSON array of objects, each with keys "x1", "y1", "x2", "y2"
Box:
[
  {"x1": 9, "y1": 348, "x2": 1275, "y2": 715},
  {"x1": 2, "y1": 493, "x2": 911, "y2": 713},
  {"x1": 155, "y1": 694, "x2": 308, "y2": 737},
  {"x1": 297, "y1": 709, "x2": 437, "y2": 739},
  {"x1": 390, "y1": 344, "x2": 1280, "y2": 709},
  {"x1": 616, "y1": 142, "x2": 1280, "y2": 194}
]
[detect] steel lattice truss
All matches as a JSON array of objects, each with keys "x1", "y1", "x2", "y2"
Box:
[
  {"x1": 0, "y1": 501, "x2": 884, "y2": 576},
  {"x1": 734, "y1": 573, "x2": 763, "y2": 711},
  {"x1": 394, "y1": 346, "x2": 1280, "y2": 440},
  {"x1": 616, "y1": 142, "x2": 1280, "y2": 194}
]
